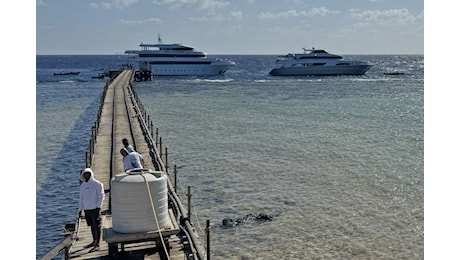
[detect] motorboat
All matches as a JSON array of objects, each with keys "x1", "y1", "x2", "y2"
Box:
[
  {"x1": 53, "y1": 71, "x2": 80, "y2": 76},
  {"x1": 125, "y1": 34, "x2": 235, "y2": 76},
  {"x1": 91, "y1": 73, "x2": 105, "y2": 79},
  {"x1": 269, "y1": 48, "x2": 372, "y2": 76}
]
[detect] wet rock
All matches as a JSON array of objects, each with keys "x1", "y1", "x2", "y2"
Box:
[{"x1": 222, "y1": 213, "x2": 274, "y2": 227}]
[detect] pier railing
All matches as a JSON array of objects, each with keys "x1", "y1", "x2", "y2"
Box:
[{"x1": 126, "y1": 72, "x2": 207, "y2": 260}]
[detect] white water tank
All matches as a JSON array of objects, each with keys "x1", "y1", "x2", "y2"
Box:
[{"x1": 111, "y1": 169, "x2": 171, "y2": 233}]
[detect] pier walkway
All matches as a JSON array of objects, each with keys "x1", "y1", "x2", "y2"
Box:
[{"x1": 41, "y1": 70, "x2": 206, "y2": 260}]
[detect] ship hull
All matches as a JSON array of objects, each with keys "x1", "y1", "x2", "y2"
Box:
[
  {"x1": 149, "y1": 63, "x2": 234, "y2": 76},
  {"x1": 269, "y1": 64, "x2": 372, "y2": 76}
]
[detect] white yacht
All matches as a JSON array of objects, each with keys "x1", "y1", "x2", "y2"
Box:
[
  {"x1": 125, "y1": 35, "x2": 235, "y2": 76},
  {"x1": 269, "y1": 48, "x2": 372, "y2": 76}
]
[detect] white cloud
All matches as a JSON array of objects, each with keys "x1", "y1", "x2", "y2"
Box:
[
  {"x1": 37, "y1": 0, "x2": 47, "y2": 7},
  {"x1": 230, "y1": 10, "x2": 243, "y2": 20},
  {"x1": 350, "y1": 8, "x2": 422, "y2": 25},
  {"x1": 190, "y1": 13, "x2": 225, "y2": 22},
  {"x1": 153, "y1": 0, "x2": 229, "y2": 9},
  {"x1": 190, "y1": 10, "x2": 243, "y2": 22},
  {"x1": 257, "y1": 7, "x2": 339, "y2": 20},
  {"x1": 120, "y1": 17, "x2": 162, "y2": 25},
  {"x1": 90, "y1": 0, "x2": 138, "y2": 9}
]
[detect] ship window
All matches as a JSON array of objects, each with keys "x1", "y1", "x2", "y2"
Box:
[
  {"x1": 336, "y1": 63, "x2": 350, "y2": 65},
  {"x1": 306, "y1": 63, "x2": 326, "y2": 66}
]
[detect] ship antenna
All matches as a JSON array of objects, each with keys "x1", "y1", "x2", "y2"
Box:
[{"x1": 158, "y1": 33, "x2": 162, "y2": 43}]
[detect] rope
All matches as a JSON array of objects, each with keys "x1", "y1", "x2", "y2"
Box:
[{"x1": 140, "y1": 170, "x2": 171, "y2": 260}]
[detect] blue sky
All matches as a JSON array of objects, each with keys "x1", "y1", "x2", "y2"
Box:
[{"x1": 36, "y1": 0, "x2": 424, "y2": 55}]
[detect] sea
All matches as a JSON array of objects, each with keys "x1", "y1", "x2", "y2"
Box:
[{"x1": 36, "y1": 54, "x2": 424, "y2": 259}]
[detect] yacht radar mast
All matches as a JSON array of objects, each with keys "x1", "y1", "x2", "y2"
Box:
[{"x1": 157, "y1": 33, "x2": 162, "y2": 43}]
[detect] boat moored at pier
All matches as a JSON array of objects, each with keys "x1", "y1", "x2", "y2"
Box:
[{"x1": 125, "y1": 34, "x2": 235, "y2": 76}]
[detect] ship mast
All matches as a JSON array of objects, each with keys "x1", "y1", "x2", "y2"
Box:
[{"x1": 157, "y1": 33, "x2": 162, "y2": 43}]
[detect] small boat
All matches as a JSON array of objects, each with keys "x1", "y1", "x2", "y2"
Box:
[
  {"x1": 91, "y1": 73, "x2": 105, "y2": 79},
  {"x1": 124, "y1": 34, "x2": 235, "y2": 76},
  {"x1": 269, "y1": 48, "x2": 373, "y2": 76},
  {"x1": 383, "y1": 72, "x2": 404, "y2": 75},
  {"x1": 54, "y1": 71, "x2": 80, "y2": 76}
]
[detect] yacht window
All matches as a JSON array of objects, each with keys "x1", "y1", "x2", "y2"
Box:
[{"x1": 336, "y1": 63, "x2": 350, "y2": 65}]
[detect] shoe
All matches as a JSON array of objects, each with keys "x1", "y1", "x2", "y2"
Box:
[
  {"x1": 84, "y1": 242, "x2": 95, "y2": 248},
  {"x1": 89, "y1": 245, "x2": 100, "y2": 253}
]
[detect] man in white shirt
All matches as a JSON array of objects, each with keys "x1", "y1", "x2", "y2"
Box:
[
  {"x1": 120, "y1": 148, "x2": 145, "y2": 171},
  {"x1": 78, "y1": 168, "x2": 105, "y2": 252}
]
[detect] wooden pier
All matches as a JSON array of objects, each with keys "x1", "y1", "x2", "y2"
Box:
[{"x1": 40, "y1": 70, "x2": 207, "y2": 260}]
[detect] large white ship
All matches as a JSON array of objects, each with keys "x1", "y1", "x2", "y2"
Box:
[
  {"x1": 125, "y1": 35, "x2": 235, "y2": 76},
  {"x1": 269, "y1": 48, "x2": 372, "y2": 76}
]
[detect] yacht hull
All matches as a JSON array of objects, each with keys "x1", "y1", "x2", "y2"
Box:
[
  {"x1": 149, "y1": 63, "x2": 233, "y2": 76},
  {"x1": 269, "y1": 65, "x2": 372, "y2": 76}
]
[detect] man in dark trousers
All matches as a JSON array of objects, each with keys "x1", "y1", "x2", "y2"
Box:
[{"x1": 78, "y1": 168, "x2": 105, "y2": 252}]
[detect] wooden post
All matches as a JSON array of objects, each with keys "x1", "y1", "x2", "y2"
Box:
[
  {"x1": 150, "y1": 121, "x2": 153, "y2": 138},
  {"x1": 64, "y1": 246, "x2": 70, "y2": 260},
  {"x1": 165, "y1": 147, "x2": 168, "y2": 173},
  {"x1": 89, "y1": 139, "x2": 93, "y2": 161},
  {"x1": 147, "y1": 114, "x2": 150, "y2": 129},
  {"x1": 174, "y1": 165, "x2": 177, "y2": 193},
  {"x1": 187, "y1": 186, "x2": 191, "y2": 220},
  {"x1": 85, "y1": 151, "x2": 88, "y2": 168},
  {"x1": 92, "y1": 125, "x2": 96, "y2": 142},
  {"x1": 206, "y1": 220, "x2": 210, "y2": 260},
  {"x1": 159, "y1": 137, "x2": 163, "y2": 158},
  {"x1": 155, "y1": 128, "x2": 159, "y2": 147}
]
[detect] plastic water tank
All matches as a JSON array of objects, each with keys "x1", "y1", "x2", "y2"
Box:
[{"x1": 111, "y1": 169, "x2": 171, "y2": 233}]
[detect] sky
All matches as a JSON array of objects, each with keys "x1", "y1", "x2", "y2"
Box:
[{"x1": 36, "y1": 0, "x2": 424, "y2": 55}]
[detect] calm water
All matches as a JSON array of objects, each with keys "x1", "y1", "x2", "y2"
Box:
[{"x1": 36, "y1": 54, "x2": 423, "y2": 259}]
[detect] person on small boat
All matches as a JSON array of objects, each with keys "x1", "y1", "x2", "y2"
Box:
[{"x1": 78, "y1": 168, "x2": 105, "y2": 252}]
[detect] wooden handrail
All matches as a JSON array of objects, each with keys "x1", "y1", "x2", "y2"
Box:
[{"x1": 38, "y1": 233, "x2": 76, "y2": 260}]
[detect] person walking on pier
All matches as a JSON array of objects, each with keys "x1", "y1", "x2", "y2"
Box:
[
  {"x1": 78, "y1": 168, "x2": 105, "y2": 253},
  {"x1": 120, "y1": 147, "x2": 145, "y2": 171},
  {"x1": 122, "y1": 138, "x2": 135, "y2": 153}
]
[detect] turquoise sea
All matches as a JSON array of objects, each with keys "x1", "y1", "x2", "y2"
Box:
[{"x1": 36, "y1": 54, "x2": 423, "y2": 259}]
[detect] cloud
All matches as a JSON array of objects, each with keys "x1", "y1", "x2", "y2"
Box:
[
  {"x1": 90, "y1": 0, "x2": 138, "y2": 9},
  {"x1": 119, "y1": 17, "x2": 162, "y2": 25},
  {"x1": 190, "y1": 10, "x2": 243, "y2": 21},
  {"x1": 350, "y1": 8, "x2": 422, "y2": 25},
  {"x1": 257, "y1": 7, "x2": 339, "y2": 20},
  {"x1": 152, "y1": 0, "x2": 229, "y2": 9},
  {"x1": 190, "y1": 13, "x2": 225, "y2": 22},
  {"x1": 230, "y1": 10, "x2": 243, "y2": 20},
  {"x1": 37, "y1": 0, "x2": 47, "y2": 7}
]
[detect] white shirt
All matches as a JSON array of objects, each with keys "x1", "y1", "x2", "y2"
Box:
[
  {"x1": 79, "y1": 168, "x2": 105, "y2": 211},
  {"x1": 123, "y1": 151, "x2": 144, "y2": 171}
]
